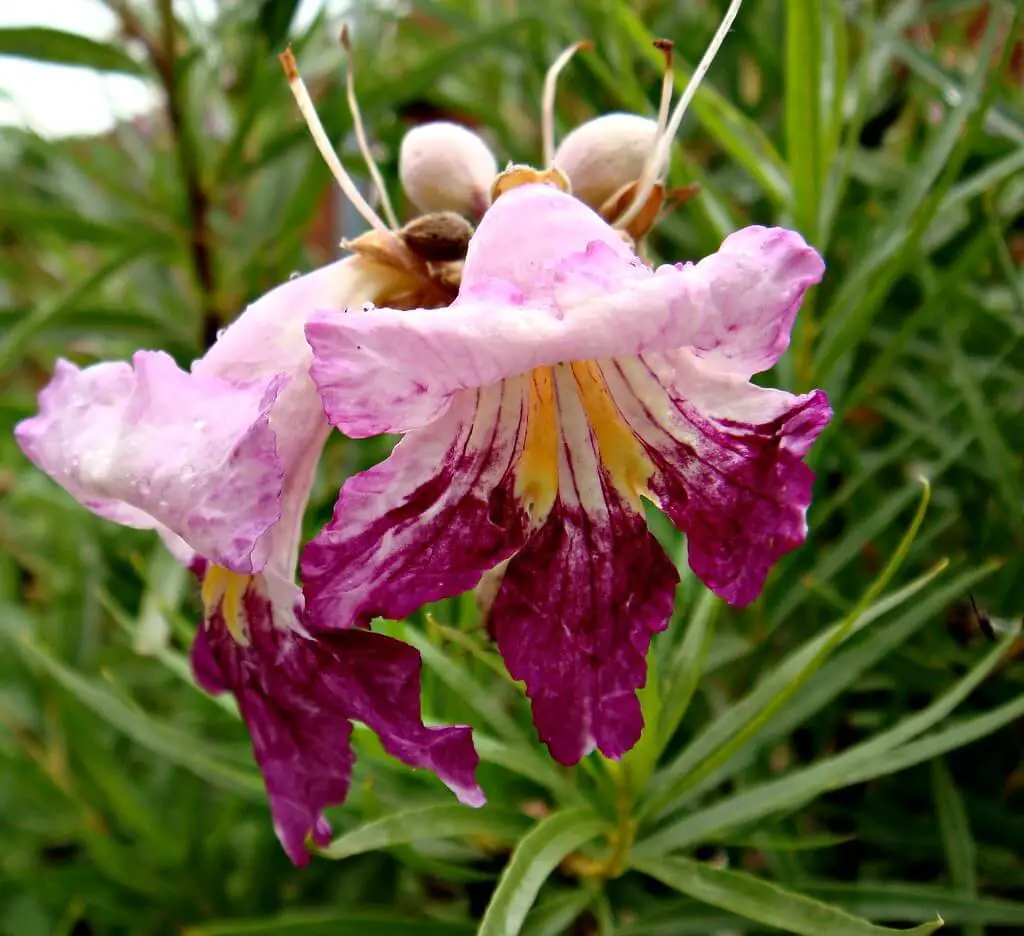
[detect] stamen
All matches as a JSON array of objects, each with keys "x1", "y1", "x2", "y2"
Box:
[
  {"x1": 653, "y1": 39, "x2": 675, "y2": 139},
  {"x1": 340, "y1": 26, "x2": 399, "y2": 229},
  {"x1": 541, "y1": 40, "x2": 592, "y2": 167},
  {"x1": 617, "y1": 0, "x2": 744, "y2": 229},
  {"x1": 279, "y1": 46, "x2": 389, "y2": 236}
]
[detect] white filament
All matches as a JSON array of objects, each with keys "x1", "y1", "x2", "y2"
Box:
[
  {"x1": 280, "y1": 48, "x2": 389, "y2": 236},
  {"x1": 542, "y1": 41, "x2": 590, "y2": 167},
  {"x1": 617, "y1": 0, "x2": 744, "y2": 229}
]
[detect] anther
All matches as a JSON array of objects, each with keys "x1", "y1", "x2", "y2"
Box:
[
  {"x1": 279, "y1": 46, "x2": 389, "y2": 235},
  {"x1": 617, "y1": 0, "x2": 744, "y2": 229}
]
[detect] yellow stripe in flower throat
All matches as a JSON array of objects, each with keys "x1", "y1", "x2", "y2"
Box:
[
  {"x1": 514, "y1": 362, "x2": 653, "y2": 516},
  {"x1": 201, "y1": 565, "x2": 252, "y2": 645}
]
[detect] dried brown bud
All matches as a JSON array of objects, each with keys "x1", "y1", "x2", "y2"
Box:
[
  {"x1": 552, "y1": 113, "x2": 658, "y2": 212},
  {"x1": 399, "y1": 211, "x2": 475, "y2": 263},
  {"x1": 399, "y1": 122, "x2": 498, "y2": 221}
]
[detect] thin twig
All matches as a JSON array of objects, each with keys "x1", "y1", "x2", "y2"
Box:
[{"x1": 111, "y1": 0, "x2": 222, "y2": 348}]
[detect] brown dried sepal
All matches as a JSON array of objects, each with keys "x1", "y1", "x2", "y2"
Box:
[
  {"x1": 491, "y1": 164, "x2": 571, "y2": 203},
  {"x1": 665, "y1": 182, "x2": 702, "y2": 211},
  {"x1": 343, "y1": 228, "x2": 425, "y2": 276},
  {"x1": 599, "y1": 181, "x2": 665, "y2": 241},
  {"x1": 428, "y1": 259, "x2": 464, "y2": 295},
  {"x1": 343, "y1": 228, "x2": 458, "y2": 309},
  {"x1": 601, "y1": 180, "x2": 703, "y2": 241},
  {"x1": 399, "y1": 211, "x2": 475, "y2": 263}
]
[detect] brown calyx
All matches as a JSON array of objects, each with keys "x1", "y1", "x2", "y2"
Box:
[
  {"x1": 399, "y1": 211, "x2": 475, "y2": 263},
  {"x1": 344, "y1": 227, "x2": 462, "y2": 308},
  {"x1": 600, "y1": 180, "x2": 701, "y2": 242}
]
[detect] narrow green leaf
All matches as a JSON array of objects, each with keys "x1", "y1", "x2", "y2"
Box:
[
  {"x1": 634, "y1": 857, "x2": 943, "y2": 935},
  {"x1": 0, "y1": 27, "x2": 145, "y2": 74},
  {"x1": 134, "y1": 544, "x2": 188, "y2": 655},
  {"x1": 803, "y1": 883, "x2": 1024, "y2": 927},
  {"x1": 0, "y1": 246, "x2": 149, "y2": 372},
  {"x1": 679, "y1": 560, "x2": 994, "y2": 803},
  {"x1": 478, "y1": 808, "x2": 607, "y2": 936},
  {"x1": 521, "y1": 888, "x2": 595, "y2": 936},
  {"x1": 643, "y1": 479, "x2": 932, "y2": 818},
  {"x1": 785, "y1": 0, "x2": 823, "y2": 241},
  {"x1": 6, "y1": 628, "x2": 264, "y2": 798},
  {"x1": 884, "y1": 34, "x2": 1024, "y2": 144},
  {"x1": 634, "y1": 619, "x2": 1020, "y2": 858},
  {"x1": 814, "y1": 4, "x2": 1017, "y2": 383},
  {"x1": 932, "y1": 760, "x2": 981, "y2": 936},
  {"x1": 255, "y1": 0, "x2": 302, "y2": 48},
  {"x1": 320, "y1": 803, "x2": 529, "y2": 860},
  {"x1": 843, "y1": 688, "x2": 1024, "y2": 786},
  {"x1": 400, "y1": 626, "x2": 524, "y2": 741},
  {"x1": 473, "y1": 736, "x2": 583, "y2": 805},
  {"x1": 657, "y1": 590, "x2": 719, "y2": 748},
  {"x1": 722, "y1": 833, "x2": 855, "y2": 852},
  {"x1": 942, "y1": 323, "x2": 1024, "y2": 535},
  {"x1": 185, "y1": 912, "x2": 475, "y2": 935}
]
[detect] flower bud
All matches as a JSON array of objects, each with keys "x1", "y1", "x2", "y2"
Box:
[
  {"x1": 399, "y1": 121, "x2": 498, "y2": 221},
  {"x1": 552, "y1": 113, "x2": 658, "y2": 212}
]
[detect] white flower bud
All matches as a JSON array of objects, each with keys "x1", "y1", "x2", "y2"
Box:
[
  {"x1": 399, "y1": 121, "x2": 498, "y2": 221},
  {"x1": 552, "y1": 113, "x2": 658, "y2": 212}
]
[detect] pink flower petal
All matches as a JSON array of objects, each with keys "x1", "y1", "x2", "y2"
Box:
[
  {"x1": 301, "y1": 379, "x2": 536, "y2": 630},
  {"x1": 16, "y1": 351, "x2": 285, "y2": 574},
  {"x1": 489, "y1": 364, "x2": 679, "y2": 763},
  {"x1": 194, "y1": 573, "x2": 482, "y2": 866},
  {"x1": 602, "y1": 352, "x2": 832, "y2": 605},
  {"x1": 306, "y1": 184, "x2": 823, "y2": 437}
]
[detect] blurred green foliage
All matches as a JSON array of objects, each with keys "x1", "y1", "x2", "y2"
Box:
[{"x1": 1, "y1": 1, "x2": 1023, "y2": 934}]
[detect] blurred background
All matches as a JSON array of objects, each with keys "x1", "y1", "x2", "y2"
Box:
[{"x1": 1, "y1": 1, "x2": 1022, "y2": 934}]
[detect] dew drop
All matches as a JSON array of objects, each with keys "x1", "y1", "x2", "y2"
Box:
[
  {"x1": 193, "y1": 420, "x2": 207, "y2": 430},
  {"x1": 288, "y1": 271, "x2": 303, "y2": 281},
  {"x1": 215, "y1": 327, "x2": 227, "y2": 341}
]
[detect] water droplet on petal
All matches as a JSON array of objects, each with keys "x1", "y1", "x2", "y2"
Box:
[
  {"x1": 215, "y1": 327, "x2": 227, "y2": 341},
  {"x1": 288, "y1": 271, "x2": 303, "y2": 281},
  {"x1": 193, "y1": 420, "x2": 207, "y2": 430}
]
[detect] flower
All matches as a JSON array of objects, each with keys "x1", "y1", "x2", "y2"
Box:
[
  {"x1": 14, "y1": 242, "x2": 483, "y2": 865},
  {"x1": 301, "y1": 182, "x2": 831, "y2": 766}
]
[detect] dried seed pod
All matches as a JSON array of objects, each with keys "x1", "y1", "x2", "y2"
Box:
[
  {"x1": 399, "y1": 121, "x2": 498, "y2": 221},
  {"x1": 400, "y1": 211, "x2": 475, "y2": 263},
  {"x1": 552, "y1": 113, "x2": 658, "y2": 212}
]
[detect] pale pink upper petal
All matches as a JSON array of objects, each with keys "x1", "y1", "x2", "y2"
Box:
[
  {"x1": 306, "y1": 184, "x2": 823, "y2": 437},
  {"x1": 15, "y1": 256, "x2": 395, "y2": 579},
  {"x1": 15, "y1": 351, "x2": 285, "y2": 574},
  {"x1": 682, "y1": 226, "x2": 825, "y2": 376}
]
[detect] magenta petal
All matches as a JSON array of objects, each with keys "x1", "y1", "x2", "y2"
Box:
[
  {"x1": 15, "y1": 351, "x2": 285, "y2": 574},
  {"x1": 491, "y1": 499, "x2": 677, "y2": 765},
  {"x1": 603, "y1": 353, "x2": 832, "y2": 606},
  {"x1": 301, "y1": 381, "x2": 534, "y2": 631},
  {"x1": 193, "y1": 582, "x2": 482, "y2": 866}
]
